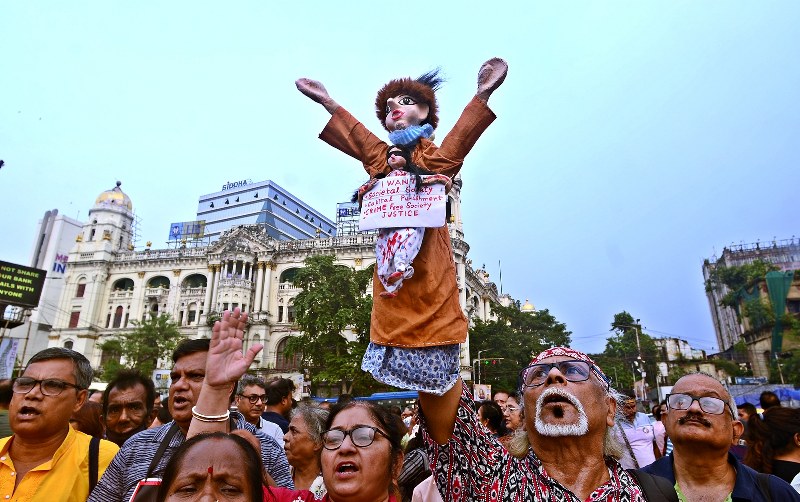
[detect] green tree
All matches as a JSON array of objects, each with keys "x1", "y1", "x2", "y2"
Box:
[
  {"x1": 98, "y1": 313, "x2": 184, "y2": 381},
  {"x1": 593, "y1": 311, "x2": 660, "y2": 394},
  {"x1": 706, "y1": 259, "x2": 779, "y2": 307},
  {"x1": 469, "y1": 301, "x2": 572, "y2": 392},
  {"x1": 285, "y1": 254, "x2": 374, "y2": 395}
]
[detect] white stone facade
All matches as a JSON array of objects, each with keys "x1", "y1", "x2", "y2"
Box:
[{"x1": 48, "y1": 184, "x2": 509, "y2": 383}]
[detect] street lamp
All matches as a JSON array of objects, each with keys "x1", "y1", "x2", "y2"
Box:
[
  {"x1": 611, "y1": 320, "x2": 645, "y2": 399},
  {"x1": 475, "y1": 350, "x2": 490, "y2": 385}
]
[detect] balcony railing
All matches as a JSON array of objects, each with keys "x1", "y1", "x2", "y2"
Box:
[
  {"x1": 218, "y1": 278, "x2": 253, "y2": 289},
  {"x1": 180, "y1": 287, "x2": 207, "y2": 297}
]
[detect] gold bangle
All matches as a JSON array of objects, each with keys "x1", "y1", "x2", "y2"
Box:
[{"x1": 191, "y1": 406, "x2": 230, "y2": 422}]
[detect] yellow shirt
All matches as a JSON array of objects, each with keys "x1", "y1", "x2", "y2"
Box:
[{"x1": 0, "y1": 427, "x2": 119, "y2": 501}]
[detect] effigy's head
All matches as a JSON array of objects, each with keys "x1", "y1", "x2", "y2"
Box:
[{"x1": 375, "y1": 69, "x2": 442, "y2": 132}]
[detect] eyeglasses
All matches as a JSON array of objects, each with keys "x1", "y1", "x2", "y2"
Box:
[
  {"x1": 322, "y1": 425, "x2": 390, "y2": 450},
  {"x1": 239, "y1": 394, "x2": 267, "y2": 404},
  {"x1": 503, "y1": 405, "x2": 521, "y2": 413},
  {"x1": 13, "y1": 377, "x2": 84, "y2": 396},
  {"x1": 666, "y1": 393, "x2": 732, "y2": 416},
  {"x1": 519, "y1": 360, "x2": 599, "y2": 387}
]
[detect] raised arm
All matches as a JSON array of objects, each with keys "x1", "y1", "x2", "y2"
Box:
[
  {"x1": 418, "y1": 377, "x2": 464, "y2": 445},
  {"x1": 296, "y1": 78, "x2": 340, "y2": 115},
  {"x1": 476, "y1": 57, "x2": 508, "y2": 104},
  {"x1": 187, "y1": 308, "x2": 262, "y2": 438}
]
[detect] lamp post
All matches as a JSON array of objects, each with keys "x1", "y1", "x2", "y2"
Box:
[{"x1": 476, "y1": 350, "x2": 489, "y2": 385}]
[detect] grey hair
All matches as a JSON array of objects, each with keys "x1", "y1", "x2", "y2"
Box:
[
  {"x1": 27, "y1": 347, "x2": 93, "y2": 389},
  {"x1": 291, "y1": 404, "x2": 330, "y2": 447},
  {"x1": 675, "y1": 371, "x2": 737, "y2": 416},
  {"x1": 509, "y1": 384, "x2": 625, "y2": 460},
  {"x1": 236, "y1": 374, "x2": 266, "y2": 395}
]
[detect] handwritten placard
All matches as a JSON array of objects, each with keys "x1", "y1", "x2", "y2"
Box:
[{"x1": 359, "y1": 174, "x2": 447, "y2": 231}]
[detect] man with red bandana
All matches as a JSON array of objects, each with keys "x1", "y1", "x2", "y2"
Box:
[{"x1": 416, "y1": 346, "x2": 655, "y2": 501}]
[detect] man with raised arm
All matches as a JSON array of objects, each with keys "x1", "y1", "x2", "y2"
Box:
[
  {"x1": 418, "y1": 347, "x2": 652, "y2": 501},
  {"x1": 88, "y1": 321, "x2": 292, "y2": 501}
]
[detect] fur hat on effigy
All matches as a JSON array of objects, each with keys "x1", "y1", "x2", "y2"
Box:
[{"x1": 375, "y1": 69, "x2": 443, "y2": 132}]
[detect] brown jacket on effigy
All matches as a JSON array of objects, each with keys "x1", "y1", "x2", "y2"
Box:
[{"x1": 319, "y1": 96, "x2": 496, "y2": 348}]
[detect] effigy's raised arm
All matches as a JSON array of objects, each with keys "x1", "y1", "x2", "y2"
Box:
[
  {"x1": 476, "y1": 57, "x2": 508, "y2": 103},
  {"x1": 295, "y1": 78, "x2": 340, "y2": 115}
]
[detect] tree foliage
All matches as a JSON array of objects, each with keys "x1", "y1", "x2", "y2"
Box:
[
  {"x1": 706, "y1": 259, "x2": 779, "y2": 307},
  {"x1": 98, "y1": 313, "x2": 184, "y2": 381},
  {"x1": 468, "y1": 301, "x2": 572, "y2": 392},
  {"x1": 592, "y1": 311, "x2": 660, "y2": 394},
  {"x1": 285, "y1": 254, "x2": 374, "y2": 395}
]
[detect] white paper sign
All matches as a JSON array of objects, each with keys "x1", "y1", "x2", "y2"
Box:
[{"x1": 359, "y1": 174, "x2": 447, "y2": 231}]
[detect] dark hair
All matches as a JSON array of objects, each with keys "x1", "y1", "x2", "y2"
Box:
[
  {"x1": 266, "y1": 378, "x2": 295, "y2": 405},
  {"x1": 760, "y1": 391, "x2": 781, "y2": 410},
  {"x1": 157, "y1": 433, "x2": 263, "y2": 502},
  {"x1": 172, "y1": 338, "x2": 210, "y2": 363},
  {"x1": 0, "y1": 380, "x2": 12, "y2": 407},
  {"x1": 326, "y1": 401, "x2": 405, "y2": 494},
  {"x1": 744, "y1": 407, "x2": 800, "y2": 474},
  {"x1": 27, "y1": 347, "x2": 93, "y2": 389},
  {"x1": 102, "y1": 370, "x2": 156, "y2": 418},
  {"x1": 237, "y1": 374, "x2": 266, "y2": 395},
  {"x1": 157, "y1": 403, "x2": 172, "y2": 424},
  {"x1": 737, "y1": 403, "x2": 757, "y2": 418},
  {"x1": 652, "y1": 404, "x2": 663, "y2": 421},
  {"x1": 70, "y1": 401, "x2": 104, "y2": 439},
  {"x1": 477, "y1": 401, "x2": 505, "y2": 435}
]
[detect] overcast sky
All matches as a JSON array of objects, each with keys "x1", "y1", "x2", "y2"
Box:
[{"x1": 2, "y1": 2, "x2": 797, "y2": 355}]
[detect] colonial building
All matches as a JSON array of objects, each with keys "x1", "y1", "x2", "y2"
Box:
[
  {"x1": 48, "y1": 182, "x2": 511, "y2": 387},
  {"x1": 703, "y1": 238, "x2": 800, "y2": 352}
]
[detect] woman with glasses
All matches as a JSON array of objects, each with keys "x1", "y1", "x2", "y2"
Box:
[
  {"x1": 187, "y1": 309, "x2": 406, "y2": 502},
  {"x1": 502, "y1": 392, "x2": 524, "y2": 433}
]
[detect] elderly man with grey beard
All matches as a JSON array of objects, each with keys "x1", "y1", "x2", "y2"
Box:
[{"x1": 416, "y1": 346, "x2": 675, "y2": 501}]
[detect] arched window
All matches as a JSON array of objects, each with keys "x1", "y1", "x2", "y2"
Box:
[
  {"x1": 147, "y1": 276, "x2": 171, "y2": 289},
  {"x1": 279, "y1": 268, "x2": 300, "y2": 284},
  {"x1": 113, "y1": 278, "x2": 135, "y2": 291},
  {"x1": 275, "y1": 337, "x2": 301, "y2": 371},
  {"x1": 64, "y1": 340, "x2": 74, "y2": 350},
  {"x1": 182, "y1": 274, "x2": 208, "y2": 289},
  {"x1": 113, "y1": 306, "x2": 124, "y2": 328},
  {"x1": 75, "y1": 278, "x2": 87, "y2": 298}
]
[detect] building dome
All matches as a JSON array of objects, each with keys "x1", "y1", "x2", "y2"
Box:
[
  {"x1": 520, "y1": 299, "x2": 535, "y2": 313},
  {"x1": 95, "y1": 181, "x2": 133, "y2": 211}
]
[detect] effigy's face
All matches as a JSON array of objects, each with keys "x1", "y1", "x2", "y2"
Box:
[{"x1": 385, "y1": 94, "x2": 429, "y2": 131}]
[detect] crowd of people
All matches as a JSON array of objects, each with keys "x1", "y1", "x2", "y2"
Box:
[{"x1": 1, "y1": 308, "x2": 800, "y2": 501}]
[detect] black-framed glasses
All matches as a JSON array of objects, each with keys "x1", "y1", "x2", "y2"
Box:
[
  {"x1": 322, "y1": 425, "x2": 390, "y2": 450},
  {"x1": 12, "y1": 377, "x2": 84, "y2": 397},
  {"x1": 519, "y1": 360, "x2": 600, "y2": 388},
  {"x1": 666, "y1": 393, "x2": 732, "y2": 416},
  {"x1": 239, "y1": 393, "x2": 267, "y2": 404}
]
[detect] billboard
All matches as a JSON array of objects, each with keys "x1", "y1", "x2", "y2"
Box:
[
  {"x1": 168, "y1": 220, "x2": 206, "y2": 241},
  {"x1": 0, "y1": 260, "x2": 46, "y2": 308}
]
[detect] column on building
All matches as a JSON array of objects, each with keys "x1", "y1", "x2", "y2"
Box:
[
  {"x1": 209, "y1": 265, "x2": 220, "y2": 312},
  {"x1": 254, "y1": 262, "x2": 265, "y2": 312},
  {"x1": 260, "y1": 262, "x2": 274, "y2": 314},
  {"x1": 457, "y1": 261, "x2": 467, "y2": 311},
  {"x1": 201, "y1": 265, "x2": 216, "y2": 322},
  {"x1": 129, "y1": 273, "x2": 146, "y2": 326}
]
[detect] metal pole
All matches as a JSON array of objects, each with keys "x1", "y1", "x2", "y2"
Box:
[{"x1": 20, "y1": 309, "x2": 33, "y2": 369}]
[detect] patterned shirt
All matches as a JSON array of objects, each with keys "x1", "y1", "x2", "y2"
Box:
[
  {"x1": 423, "y1": 385, "x2": 646, "y2": 502},
  {"x1": 88, "y1": 413, "x2": 293, "y2": 501}
]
